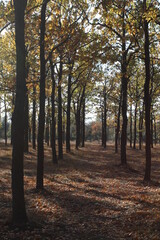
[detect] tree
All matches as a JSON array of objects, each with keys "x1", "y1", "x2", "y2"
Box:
[
  {"x1": 143, "y1": 0, "x2": 151, "y2": 181},
  {"x1": 12, "y1": 0, "x2": 28, "y2": 225},
  {"x1": 37, "y1": 0, "x2": 49, "y2": 190}
]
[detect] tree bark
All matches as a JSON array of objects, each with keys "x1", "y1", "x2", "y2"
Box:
[
  {"x1": 45, "y1": 97, "x2": 50, "y2": 146},
  {"x1": 121, "y1": 1, "x2": 128, "y2": 165},
  {"x1": 76, "y1": 108, "x2": 81, "y2": 149},
  {"x1": 4, "y1": 96, "x2": 7, "y2": 146},
  {"x1": 133, "y1": 102, "x2": 137, "y2": 149},
  {"x1": 37, "y1": 0, "x2": 49, "y2": 189},
  {"x1": 24, "y1": 90, "x2": 29, "y2": 152},
  {"x1": 50, "y1": 58, "x2": 57, "y2": 163},
  {"x1": 12, "y1": 0, "x2": 27, "y2": 225},
  {"x1": 115, "y1": 88, "x2": 122, "y2": 153},
  {"x1": 143, "y1": 0, "x2": 151, "y2": 181},
  {"x1": 103, "y1": 81, "x2": 107, "y2": 148},
  {"x1": 129, "y1": 104, "x2": 132, "y2": 148},
  {"x1": 32, "y1": 85, "x2": 36, "y2": 149},
  {"x1": 81, "y1": 94, "x2": 85, "y2": 147},
  {"x1": 66, "y1": 60, "x2": 73, "y2": 152},
  {"x1": 58, "y1": 56, "x2": 63, "y2": 159}
]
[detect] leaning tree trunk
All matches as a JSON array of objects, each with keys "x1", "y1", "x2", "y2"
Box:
[
  {"x1": 144, "y1": 0, "x2": 151, "y2": 181},
  {"x1": 37, "y1": 0, "x2": 49, "y2": 190},
  {"x1": 12, "y1": 0, "x2": 27, "y2": 225}
]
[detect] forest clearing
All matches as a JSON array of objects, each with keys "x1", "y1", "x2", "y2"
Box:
[{"x1": 1, "y1": 142, "x2": 160, "y2": 240}]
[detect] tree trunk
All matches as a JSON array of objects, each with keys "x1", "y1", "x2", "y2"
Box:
[
  {"x1": 121, "y1": 3, "x2": 128, "y2": 165},
  {"x1": 4, "y1": 96, "x2": 7, "y2": 146},
  {"x1": 102, "y1": 111, "x2": 104, "y2": 146},
  {"x1": 50, "y1": 58, "x2": 57, "y2": 163},
  {"x1": 66, "y1": 64, "x2": 72, "y2": 152},
  {"x1": 12, "y1": 0, "x2": 27, "y2": 225},
  {"x1": 81, "y1": 95, "x2": 85, "y2": 147},
  {"x1": 45, "y1": 97, "x2": 50, "y2": 146},
  {"x1": 32, "y1": 85, "x2": 36, "y2": 149},
  {"x1": 150, "y1": 108, "x2": 153, "y2": 148},
  {"x1": 24, "y1": 90, "x2": 29, "y2": 152},
  {"x1": 37, "y1": 0, "x2": 49, "y2": 190},
  {"x1": 58, "y1": 56, "x2": 63, "y2": 159},
  {"x1": 11, "y1": 93, "x2": 15, "y2": 145},
  {"x1": 76, "y1": 108, "x2": 81, "y2": 149},
  {"x1": 133, "y1": 102, "x2": 137, "y2": 149},
  {"x1": 103, "y1": 81, "x2": 107, "y2": 148},
  {"x1": 115, "y1": 88, "x2": 122, "y2": 153},
  {"x1": 154, "y1": 116, "x2": 157, "y2": 146},
  {"x1": 129, "y1": 104, "x2": 132, "y2": 148},
  {"x1": 143, "y1": 0, "x2": 151, "y2": 181}
]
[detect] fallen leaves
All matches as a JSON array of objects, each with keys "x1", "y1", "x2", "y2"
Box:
[{"x1": 0, "y1": 143, "x2": 160, "y2": 239}]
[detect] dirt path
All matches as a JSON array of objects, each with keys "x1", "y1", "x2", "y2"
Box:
[{"x1": 1, "y1": 143, "x2": 160, "y2": 239}]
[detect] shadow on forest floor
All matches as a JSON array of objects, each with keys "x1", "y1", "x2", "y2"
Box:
[{"x1": 0, "y1": 142, "x2": 160, "y2": 239}]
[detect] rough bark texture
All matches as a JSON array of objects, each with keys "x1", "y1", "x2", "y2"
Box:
[
  {"x1": 37, "y1": 0, "x2": 49, "y2": 189},
  {"x1": 12, "y1": 0, "x2": 27, "y2": 225}
]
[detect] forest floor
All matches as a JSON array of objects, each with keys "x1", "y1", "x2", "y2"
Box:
[{"x1": 1, "y1": 142, "x2": 160, "y2": 239}]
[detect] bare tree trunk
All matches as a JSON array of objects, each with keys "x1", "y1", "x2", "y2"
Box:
[
  {"x1": 115, "y1": 89, "x2": 122, "y2": 153},
  {"x1": 130, "y1": 104, "x2": 132, "y2": 148},
  {"x1": 143, "y1": 0, "x2": 151, "y2": 181},
  {"x1": 121, "y1": 2, "x2": 128, "y2": 165},
  {"x1": 50, "y1": 58, "x2": 57, "y2": 163},
  {"x1": 24, "y1": 90, "x2": 29, "y2": 152},
  {"x1": 32, "y1": 85, "x2": 36, "y2": 149},
  {"x1": 81, "y1": 95, "x2": 85, "y2": 147},
  {"x1": 12, "y1": 0, "x2": 27, "y2": 225},
  {"x1": 154, "y1": 116, "x2": 157, "y2": 146},
  {"x1": 133, "y1": 102, "x2": 137, "y2": 149},
  {"x1": 58, "y1": 56, "x2": 63, "y2": 159},
  {"x1": 4, "y1": 96, "x2": 7, "y2": 146},
  {"x1": 103, "y1": 81, "x2": 107, "y2": 148},
  {"x1": 37, "y1": 0, "x2": 49, "y2": 189}
]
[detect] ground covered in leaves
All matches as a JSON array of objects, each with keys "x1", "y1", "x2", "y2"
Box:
[{"x1": 1, "y1": 142, "x2": 160, "y2": 239}]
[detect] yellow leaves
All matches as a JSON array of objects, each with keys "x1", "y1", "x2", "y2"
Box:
[{"x1": 143, "y1": 7, "x2": 158, "y2": 23}]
